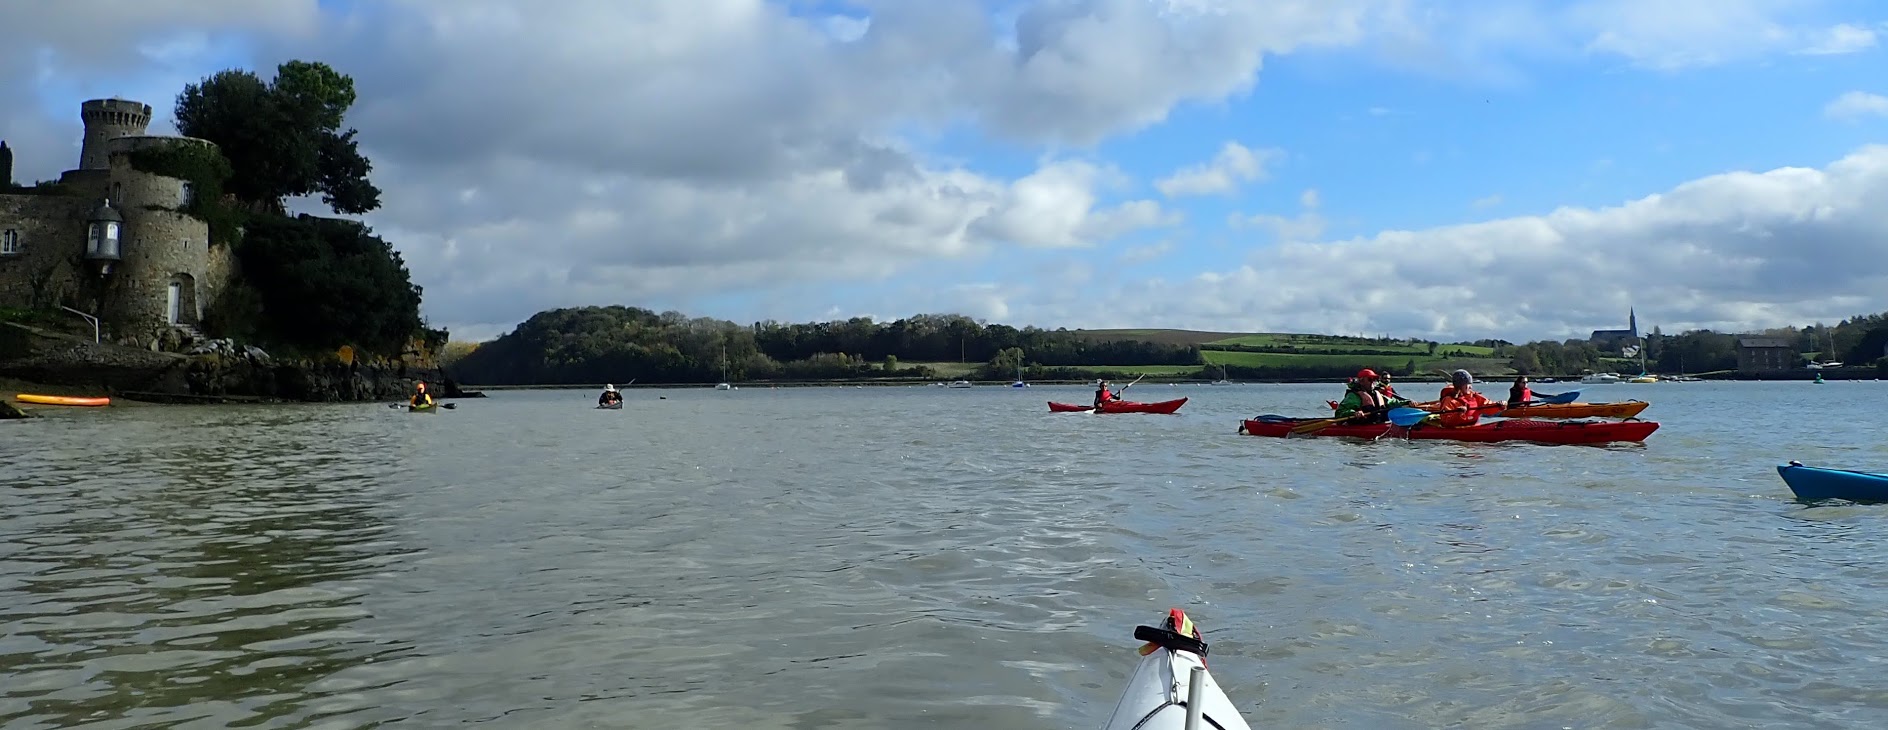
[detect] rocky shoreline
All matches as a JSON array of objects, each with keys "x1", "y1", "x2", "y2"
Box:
[{"x1": 1, "y1": 321, "x2": 478, "y2": 406}]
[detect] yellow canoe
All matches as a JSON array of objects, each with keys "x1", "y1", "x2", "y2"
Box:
[{"x1": 15, "y1": 393, "x2": 111, "y2": 407}]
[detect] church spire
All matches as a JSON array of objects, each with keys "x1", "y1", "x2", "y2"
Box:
[{"x1": 1629, "y1": 307, "x2": 1637, "y2": 338}]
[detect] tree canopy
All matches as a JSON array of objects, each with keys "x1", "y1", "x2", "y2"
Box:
[{"x1": 174, "y1": 60, "x2": 382, "y2": 215}]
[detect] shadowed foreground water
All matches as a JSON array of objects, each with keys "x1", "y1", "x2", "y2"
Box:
[{"x1": 5, "y1": 382, "x2": 1888, "y2": 728}]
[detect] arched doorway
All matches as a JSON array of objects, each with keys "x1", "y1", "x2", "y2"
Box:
[{"x1": 166, "y1": 273, "x2": 198, "y2": 326}]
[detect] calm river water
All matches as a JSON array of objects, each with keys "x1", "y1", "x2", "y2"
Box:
[{"x1": 4, "y1": 381, "x2": 1887, "y2": 728}]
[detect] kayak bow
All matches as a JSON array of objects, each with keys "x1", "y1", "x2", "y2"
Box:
[
  {"x1": 1777, "y1": 461, "x2": 1888, "y2": 502},
  {"x1": 1239, "y1": 415, "x2": 1657, "y2": 444},
  {"x1": 1101, "y1": 608, "x2": 1251, "y2": 730},
  {"x1": 1048, "y1": 397, "x2": 1188, "y2": 414}
]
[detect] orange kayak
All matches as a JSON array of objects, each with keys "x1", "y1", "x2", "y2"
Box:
[
  {"x1": 14, "y1": 393, "x2": 111, "y2": 407},
  {"x1": 1326, "y1": 399, "x2": 1648, "y2": 419}
]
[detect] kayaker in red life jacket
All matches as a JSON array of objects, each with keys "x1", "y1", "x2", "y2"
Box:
[
  {"x1": 1375, "y1": 371, "x2": 1401, "y2": 400},
  {"x1": 1507, "y1": 376, "x2": 1532, "y2": 408},
  {"x1": 1094, "y1": 380, "x2": 1119, "y2": 409},
  {"x1": 1436, "y1": 369, "x2": 1490, "y2": 427}
]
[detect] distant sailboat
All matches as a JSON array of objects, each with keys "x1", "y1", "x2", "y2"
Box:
[
  {"x1": 1210, "y1": 363, "x2": 1232, "y2": 385},
  {"x1": 1011, "y1": 364, "x2": 1028, "y2": 388},
  {"x1": 715, "y1": 344, "x2": 734, "y2": 390}
]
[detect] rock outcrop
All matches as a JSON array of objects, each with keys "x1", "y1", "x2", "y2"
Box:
[
  {"x1": 1, "y1": 322, "x2": 474, "y2": 402},
  {"x1": 1, "y1": 400, "x2": 28, "y2": 419}
]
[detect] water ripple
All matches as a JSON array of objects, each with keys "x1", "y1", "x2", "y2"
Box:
[{"x1": 5, "y1": 383, "x2": 1888, "y2": 727}]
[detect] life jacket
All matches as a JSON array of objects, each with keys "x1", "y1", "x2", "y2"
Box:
[
  {"x1": 412, "y1": 391, "x2": 432, "y2": 406},
  {"x1": 1508, "y1": 384, "x2": 1532, "y2": 407},
  {"x1": 1437, "y1": 387, "x2": 1488, "y2": 427},
  {"x1": 1095, "y1": 388, "x2": 1114, "y2": 405}
]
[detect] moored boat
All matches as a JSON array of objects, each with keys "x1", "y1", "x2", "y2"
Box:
[
  {"x1": 1238, "y1": 415, "x2": 1658, "y2": 444},
  {"x1": 14, "y1": 393, "x2": 111, "y2": 407},
  {"x1": 1777, "y1": 461, "x2": 1888, "y2": 501},
  {"x1": 1048, "y1": 397, "x2": 1188, "y2": 414},
  {"x1": 1100, "y1": 608, "x2": 1252, "y2": 730}
]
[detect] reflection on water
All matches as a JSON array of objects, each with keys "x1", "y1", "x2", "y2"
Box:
[{"x1": 4, "y1": 382, "x2": 1888, "y2": 728}]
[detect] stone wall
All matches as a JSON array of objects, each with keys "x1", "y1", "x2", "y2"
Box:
[
  {"x1": 104, "y1": 136, "x2": 218, "y2": 345},
  {"x1": 0, "y1": 194, "x2": 88, "y2": 312}
]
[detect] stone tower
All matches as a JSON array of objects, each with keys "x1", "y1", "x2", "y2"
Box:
[
  {"x1": 0, "y1": 139, "x2": 12, "y2": 187},
  {"x1": 101, "y1": 135, "x2": 221, "y2": 339},
  {"x1": 79, "y1": 99, "x2": 152, "y2": 172}
]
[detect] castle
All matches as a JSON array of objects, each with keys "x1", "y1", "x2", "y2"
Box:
[{"x1": 0, "y1": 98, "x2": 235, "y2": 349}]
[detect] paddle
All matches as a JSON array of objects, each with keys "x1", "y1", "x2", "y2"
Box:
[{"x1": 1388, "y1": 402, "x2": 1504, "y2": 428}]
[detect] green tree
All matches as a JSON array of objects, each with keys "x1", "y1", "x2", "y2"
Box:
[
  {"x1": 174, "y1": 60, "x2": 382, "y2": 215},
  {"x1": 234, "y1": 215, "x2": 423, "y2": 354}
]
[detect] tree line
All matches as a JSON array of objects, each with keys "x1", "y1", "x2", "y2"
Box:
[
  {"x1": 1502, "y1": 313, "x2": 1888, "y2": 376},
  {"x1": 448, "y1": 307, "x2": 1207, "y2": 385}
]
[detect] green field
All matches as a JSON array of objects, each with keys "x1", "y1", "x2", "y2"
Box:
[{"x1": 1071, "y1": 328, "x2": 1496, "y2": 356}]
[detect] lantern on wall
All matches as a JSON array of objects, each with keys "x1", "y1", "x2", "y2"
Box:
[{"x1": 85, "y1": 199, "x2": 122, "y2": 275}]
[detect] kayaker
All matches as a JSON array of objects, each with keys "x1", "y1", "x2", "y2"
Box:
[
  {"x1": 599, "y1": 383, "x2": 621, "y2": 407},
  {"x1": 1436, "y1": 369, "x2": 1490, "y2": 427},
  {"x1": 1094, "y1": 380, "x2": 1119, "y2": 409},
  {"x1": 1507, "y1": 376, "x2": 1532, "y2": 408},
  {"x1": 1334, "y1": 376, "x2": 1389, "y2": 423},
  {"x1": 410, "y1": 381, "x2": 433, "y2": 408},
  {"x1": 1375, "y1": 371, "x2": 1402, "y2": 400}
]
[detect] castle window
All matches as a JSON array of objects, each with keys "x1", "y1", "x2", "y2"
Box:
[
  {"x1": 1, "y1": 229, "x2": 18, "y2": 255},
  {"x1": 180, "y1": 181, "x2": 194, "y2": 206},
  {"x1": 112, "y1": 182, "x2": 123, "y2": 203}
]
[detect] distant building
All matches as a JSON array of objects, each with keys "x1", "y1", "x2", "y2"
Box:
[
  {"x1": 1589, "y1": 308, "x2": 1640, "y2": 352},
  {"x1": 0, "y1": 98, "x2": 235, "y2": 349},
  {"x1": 1736, "y1": 337, "x2": 1796, "y2": 373}
]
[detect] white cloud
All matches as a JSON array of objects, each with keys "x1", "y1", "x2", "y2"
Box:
[
  {"x1": 1229, "y1": 187, "x2": 1326, "y2": 242},
  {"x1": 1154, "y1": 141, "x2": 1282, "y2": 197},
  {"x1": 1824, "y1": 91, "x2": 1888, "y2": 122},
  {"x1": 1053, "y1": 145, "x2": 1888, "y2": 341},
  {"x1": 1118, "y1": 240, "x2": 1174, "y2": 264},
  {"x1": 1566, "y1": 0, "x2": 1878, "y2": 70},
  {"x1": 1796, "y1": 22, "x2": 1879, "y2": 55}
]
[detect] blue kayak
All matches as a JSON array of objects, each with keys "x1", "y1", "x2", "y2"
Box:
[{"x1": 1777, "y1": 462, "x2": 1888, "y2": 501}]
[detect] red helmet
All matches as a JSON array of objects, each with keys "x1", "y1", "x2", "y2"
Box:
[{"x1": 1356, "y1": 368, "x2": 1378, "y2": 380}]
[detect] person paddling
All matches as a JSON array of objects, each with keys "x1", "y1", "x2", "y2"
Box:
[
  {"x1": 1507, "y1": 376, "x2": 1532, "y2": 409},
  {"x1": 1435, "y1": 369, "x2": 1490, "y2": 427},
  {"x1": 1375, "y1": 371, "x2": 1402, "y2": 400},
  {"x1": 599, "y1": 383, "x2": 622, "y2": 407},
  {"x1": 410, "y1": 381, "x2": 433, "y2": 409},
  {"x1": 1094, "y1": 380, "x2": 1119, "y2": 409},
  {"x1": 1336, "y1": 369, "x2": 1407, "y2": 423}
]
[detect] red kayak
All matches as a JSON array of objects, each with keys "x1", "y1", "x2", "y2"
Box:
[
  {"x1": 1048, "y1": 397, "x2": 1188, "y2": 414},
  {"x1": 1238, "y1": 415, "x2": 1657, "y2": 444}
]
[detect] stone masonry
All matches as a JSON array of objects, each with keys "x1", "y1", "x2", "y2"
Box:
[{"x1": 0, "y1": 98, "x2": 229, "y2": 350}]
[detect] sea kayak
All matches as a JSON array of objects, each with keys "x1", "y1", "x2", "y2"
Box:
[
  {"x1": 597, "y1": 401, "x2": 623, "y2": 410},
  {"x1": 14, "y1": 393, "x2": 111, "y2": 407},
  {"x1": 408, "y1": 403, "x2": 437, "y2": 414},
  {"x1": 1239, "y1": 415, "x2": 1658, "y2": 444},
  {"x1": 1777, "y1": 461, "x2": 1888, "y2": 501},
  {"x1": 1048, "y1": 397, "x2": 1188, "y2": 414},
  {"x1": 1325, "y1": 399, "x2": 1649, "y2": 419},
  {"x1": 1100, "y1": 608, "x2": 1251, "y2": 730}
]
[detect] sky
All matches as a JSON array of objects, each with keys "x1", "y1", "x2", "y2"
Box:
[{"x1": 3, "y1": 0, "x2": 1888, "y2": 344}]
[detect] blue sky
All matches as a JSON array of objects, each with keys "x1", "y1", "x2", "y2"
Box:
[{"x1": 4, "y1": 1, "x2": 1888, "y2": 343}]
